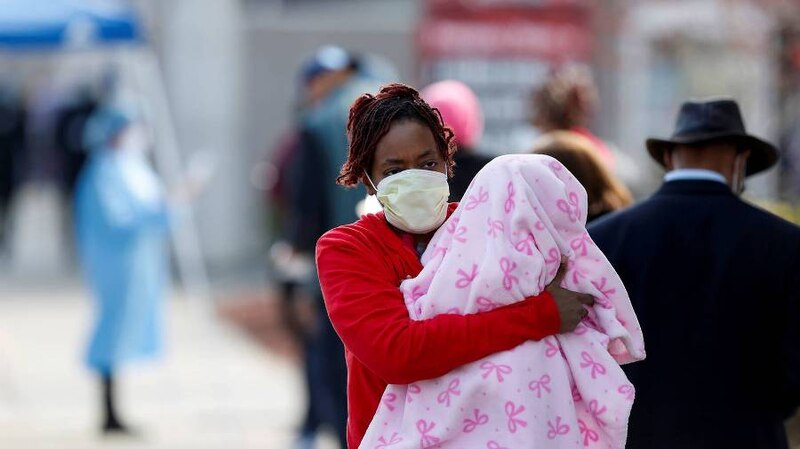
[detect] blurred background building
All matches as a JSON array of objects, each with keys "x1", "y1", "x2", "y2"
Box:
[{"x1": 0, "y1": 0, "x2": 797, "y2": 282}]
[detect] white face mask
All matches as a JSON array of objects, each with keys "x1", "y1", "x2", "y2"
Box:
[
  {"x1": 731, "y1": 152, "x2": 746, "y2": 196},
  {"x1": 366, "y1": 168, "x2": 450, "y2": 234}
]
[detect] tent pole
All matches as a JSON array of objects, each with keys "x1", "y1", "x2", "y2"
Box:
[{"x1": 128, "y1": 48, "x2": 213, "y2": 310}]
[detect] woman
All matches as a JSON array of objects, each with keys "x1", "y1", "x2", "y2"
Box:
[
  {"x1": 315, "y1": 83, "x2": 594, "y2": 448},
  {"x1": 533, "y1": 131, "x2": 633, "y2": 223}
]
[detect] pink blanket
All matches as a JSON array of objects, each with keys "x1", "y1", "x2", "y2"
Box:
[{"x1": 360, "y1": 154, "x2": 645, "y2": 449}]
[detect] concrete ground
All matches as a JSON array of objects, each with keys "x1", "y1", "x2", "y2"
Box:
[
  {"x1": 0, "y1": 282, "x2": 797, "y2": 449},
  {"x1": 0, "y1": 283, "x2": 337, "y2": 449}
]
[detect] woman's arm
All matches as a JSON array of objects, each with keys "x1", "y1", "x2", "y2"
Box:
[{"x1": 316, "y1": 228, "x2": 560, "y2": 385}]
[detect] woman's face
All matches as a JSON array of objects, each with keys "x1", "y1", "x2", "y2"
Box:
[{"x1": 367, "y1": 120, "x2": 445, "y2": 193}]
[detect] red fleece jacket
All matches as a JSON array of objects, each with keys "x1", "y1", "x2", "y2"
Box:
[{"x1": 315, "y1": 204, "x2": 561, "y2": 448}]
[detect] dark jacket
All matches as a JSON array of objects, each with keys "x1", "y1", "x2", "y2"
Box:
[
  {"x1": 588, "y1": 179, "x2": 800, "y2": 449},
  {"x1": 288, "y1": 76, "x2": 379, "y2": 254},
  {"x1": 448, "y1": 149, "x2": 492, "y2": 203}
]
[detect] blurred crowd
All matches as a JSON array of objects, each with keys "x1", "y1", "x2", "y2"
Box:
[{"x1": 0, "y1": 77, "x2": 103, "y2": 257}]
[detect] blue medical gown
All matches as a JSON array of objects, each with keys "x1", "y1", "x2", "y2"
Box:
[{"x1": 74, "y1": 151, "x2": 170, "y2": 374}]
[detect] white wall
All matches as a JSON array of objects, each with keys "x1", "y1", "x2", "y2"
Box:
[
  {"x1": 615, "y1": 0, "x2": 779, "y2": 197},
  {"x1": 241, "y1": 0, "x2": 419, "y2": 175},
  {"x1": 153, "y1": 0, "x2": 260, "y2": 272},
  {"x1": 148, "y1": 0, "x2": 420, "y2": 274}
]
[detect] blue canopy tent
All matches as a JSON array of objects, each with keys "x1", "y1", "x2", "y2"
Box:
[
  {"x1": 0, "y1": 0, "x2": 142, "y2": 50},
  {"x1": 0, "y1": 0, "x2": 211, "y2": 306}
]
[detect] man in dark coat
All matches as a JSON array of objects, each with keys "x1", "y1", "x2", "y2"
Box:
[{"x1": 589, "y1": 98, "x2": 800, "y2": 449}]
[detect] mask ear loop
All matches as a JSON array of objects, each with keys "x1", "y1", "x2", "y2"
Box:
[
  {"x1": 364, "y1": 171, "x2": 378, "y2": 193},
  {"x1": 732, "y1": 152, "x2": 745, "y2": 195}
]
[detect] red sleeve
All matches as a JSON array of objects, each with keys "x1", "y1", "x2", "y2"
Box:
[{"x1": 316, "y1": 227, "x2": 561, "y2": 385}]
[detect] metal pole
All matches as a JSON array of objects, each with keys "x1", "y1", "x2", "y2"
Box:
[{"x1": 127, "y1": 48, "x2": 213, "y2": 310}]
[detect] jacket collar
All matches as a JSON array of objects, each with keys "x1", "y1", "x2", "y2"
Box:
[{"x1": 655, "y1": 179, "x2": 736, "y2": 197}]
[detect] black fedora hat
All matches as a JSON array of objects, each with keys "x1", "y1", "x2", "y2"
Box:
[{"x1": 646, "y1": 98, "x2": 779, "y2": 176}]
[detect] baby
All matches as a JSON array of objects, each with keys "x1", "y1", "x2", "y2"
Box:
[{"x1": 359, "y1": 154, "x2": 645, "y2": 449}]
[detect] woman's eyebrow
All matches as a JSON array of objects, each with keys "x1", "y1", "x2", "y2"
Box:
[
  {"x1": 415, "y1": 150, "x2": 435, "y2": 161},
  {"x1": 381, "y1": 157, "x2": 405, "y2": 167}
]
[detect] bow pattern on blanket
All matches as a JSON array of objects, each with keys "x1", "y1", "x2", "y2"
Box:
[{"x1": 360, "y1": 154, "x2": 645, "y2": 449}]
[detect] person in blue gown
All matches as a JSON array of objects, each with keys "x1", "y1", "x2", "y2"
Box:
[{"x1": 74, "y1": 106, "x2": 169, "y2": 434}]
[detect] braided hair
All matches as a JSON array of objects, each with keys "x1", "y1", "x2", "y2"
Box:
[{"x1": 337, "y1": 83, "x2": 456, "y2": 187}]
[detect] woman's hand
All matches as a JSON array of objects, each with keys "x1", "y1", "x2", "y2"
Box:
[{"x1": 545, "y1": 259, "x2": 595, "y2": 333}]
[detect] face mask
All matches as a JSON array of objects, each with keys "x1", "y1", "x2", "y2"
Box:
[
  {"x1": 366, "y1": 168, "x2": 450, "y2": 234},
  {"x1": 731, "y1": 152, "x2": 746, "y2": 196}
]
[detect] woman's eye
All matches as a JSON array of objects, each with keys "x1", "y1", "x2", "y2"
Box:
[
  {"x1": 422, "y1": 161, "x2": 438, "y2": 169},
  {"x1": 384, "y1": 169, "x2": 402, "y2": 177}
]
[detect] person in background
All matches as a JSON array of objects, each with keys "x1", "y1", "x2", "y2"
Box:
[
  {"x1": 531, "y1": 64, "x2": 646, "y2": 196},
  {"x1": 0, "y1": 85, "x2": 26, "y2": 253},
  {"x1": 531, "y1": 64, "x2": 614, "y2": 167},
  {"x1": 532, "y1": 130, "x2": 632, "y2": 223},
  {"x1": 420, "y1": 80, "x2": 491, "y2": 202},
  {"x1": 287, "y1": 45, "x2": 384, "y2": 449},
  {"x1": 265, "y1": 88, "x2": 317, "y2": 344},
  {"x1": 588, "y1": 98, "x2": 800, "y2": 449},
  {"x1": 75, "y1": 106, "x2": 169, "y2": 435},
  {"x1": 55, "y1": 86, "x2": 98, "y2": 197},
  {"x1": 265, "y1": 58, "x2": 338, "y2": 449}
]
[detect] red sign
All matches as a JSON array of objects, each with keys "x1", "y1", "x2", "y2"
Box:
[
  {"x1": 417, "y1": 0, "x2": 594, "y2": 154},
  {"x1": 418, "y1": 18, "x2": 591, "y2": 60},
  {"x1": 426, "y1": 0, "x2": 590, "y2": 13}
]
